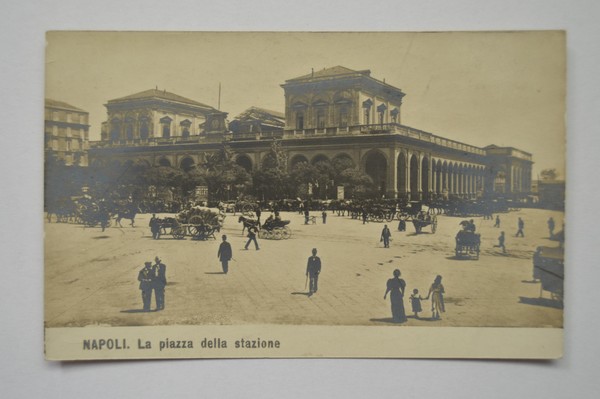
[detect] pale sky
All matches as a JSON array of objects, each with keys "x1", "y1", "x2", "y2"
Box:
[{"x1": 46, "y1": 31, "x2": 565, "y2": 177}]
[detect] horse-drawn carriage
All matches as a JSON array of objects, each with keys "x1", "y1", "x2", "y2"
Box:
[
  {"x1": 75, "y1": 199, "x2": 111, "y2": 229},
  {"x1": 238, "y1": 214, "x2": 291, "y2": 240},
  {"x1": 410, "y1": 212, "x2": 438, "y2": 234},
  {"x1": 259, "y1": 218, "x2": 292, "y2": 240},
  {"x1": 455, "y1": 230, "x2": 481, "y2": 259},
  {"x1": 533, "y1": 245, "x2": 564, "y2": 303},
  {"x1": 150, "y1": 207, "x2": 223, "y2": 240},
  {"x1": 395, "y1": 202, "x2": 438, "y2": 234}
]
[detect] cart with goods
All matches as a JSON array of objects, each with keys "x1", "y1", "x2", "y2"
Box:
[{"x1": 533, "y1": 245, "x2": 564, "y2": 302}]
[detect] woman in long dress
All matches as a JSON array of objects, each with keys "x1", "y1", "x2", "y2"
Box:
[
  {"x1": 427, "y1": 275, "x2": 445, "y2": 320},
  {"x1": 384, "y1": 269, "x2": 407, "y2": 323}
]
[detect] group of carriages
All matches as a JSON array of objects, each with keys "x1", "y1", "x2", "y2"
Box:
[
  {"x1": 326, "y1": 199, "x2": 438, "y2": 234},
  {"x1": 47, "y1": 196, "x2": 134, "y2": 230},
  {"x1": 153, "y1": 206, "x2": 225, "y2": 240}
]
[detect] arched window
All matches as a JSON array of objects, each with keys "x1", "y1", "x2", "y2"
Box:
[{"x1": 139, "y1": 119, "x2": 149, "y2": 140}]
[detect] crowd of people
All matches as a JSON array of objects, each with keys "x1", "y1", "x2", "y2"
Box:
[{"x1": 132, "y1": 199, "x2": 561, "y2": 323}]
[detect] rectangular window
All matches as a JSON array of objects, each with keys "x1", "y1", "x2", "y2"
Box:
[
  {"x1": 66, "y1": 113, "x2": 72, "y2": 123},
  {"x1": 316, "y1": 109, "x2": 326, "y2": 129},
  {"x1": 52, "y1": 125, "x2": 58, "y2": 136},
  {"x1": 339, "y1": 107, "x2": 348, "y2": 128},
  {"x1": 66, "y1": 127, "x2": 72, "y2": 138},
  {"x1": 296, "y1": 113, "x2": 304, "y2": 130}
]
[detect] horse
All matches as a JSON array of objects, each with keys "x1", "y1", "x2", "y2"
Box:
[
  {"x1": 114, "y1": 205, "x2": 139, "y2": 227},
  {"x1": 238, "y1": 215, "x2": 260, "y2": 235}
]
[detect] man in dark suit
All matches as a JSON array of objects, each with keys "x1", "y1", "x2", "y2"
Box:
[
  {"x1": 138, "y1": 261, "x2": 154, "y2": 311},
  {"x1": 153, "y1": 256, "x2": 167, "y2": 310},
  {"x1": 306, "y1": 248, "x2": 322, "y2": 296},
  {"x1": 516, "y1": 217, "x2": 525, "y2": 237},
  {"x1": 255, "y1": 207, "x2": 262, "y2": 226},
  {"x1": 149, "y1": 213, "x2": 160, "y2": 239},
  {"x1": 217, "y1": 235, "x2": 233, "y2": 273},
  {"x1": 381, "y1": 224, "x2": 392, "y2": 248}
]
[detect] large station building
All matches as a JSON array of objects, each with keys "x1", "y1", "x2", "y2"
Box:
[{"x1": 89, "y1": 66, "x2": 533, "y2": 200}]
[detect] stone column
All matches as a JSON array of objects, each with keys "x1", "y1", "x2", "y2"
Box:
[
  {"x1": 387, "y1": 148, "x2": 398, "y2": 198},
  {"x1": 416, "y1": 154, "x2": 423, "y2": 200},
  {"x1": 432, "y1": 163, "x2": 437, "y2": 196}
]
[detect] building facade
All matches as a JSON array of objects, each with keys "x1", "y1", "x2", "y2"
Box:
[
  {"x1": 45, "y1": 99, "x2": 90, "y2": 166},
  {"x1": 89, "y1": 67, "x2": 533, "y2": 200}
]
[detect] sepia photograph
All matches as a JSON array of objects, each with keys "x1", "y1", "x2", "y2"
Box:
[{"x1": 44, "y1": 31, "x2": 565, "y2": 360}]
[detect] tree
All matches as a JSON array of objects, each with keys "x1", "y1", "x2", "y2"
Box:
[
  {"x1": 338, "y1": 168, "x2": 375, "y2": 198},
  {"x1": 254, "y1": 141, "x2": 290, "y2": 200},
  {"x1": 201, "y1": 144, "x2": 251, "y2": 200},
  {"x1": 540, "y1": 168, "x2": 558, "y2": 181}
]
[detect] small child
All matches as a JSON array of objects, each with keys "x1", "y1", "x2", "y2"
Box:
[{"x1": 410, "y1": 289, "x2": 424, "y2": 319}]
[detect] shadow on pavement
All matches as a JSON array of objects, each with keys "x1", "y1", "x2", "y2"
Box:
[
  {"x1": 369, "y1": 317, "x2": 407, "y2": 324},
  {"x1": 205, "y1": 272, "x2": 226, "y2": 275},
  {"x1": 92, "y1": 236, "x2": 110, "y2": 239},
  {"x1": 445, "y1": 256, "x2": 478, "y2": 261},
  {"x1": 120, "y1": 309, "x2": 155, "y2": 313},
  {"x1": 519, "y1": 296, "x2": 563, "y2": 309},
  {"x1": 406, "y1": 315, "x2": 438, "y2": 322},
  {"x1": 291, "y1": 292, "x2": 311, "y2": 296}
]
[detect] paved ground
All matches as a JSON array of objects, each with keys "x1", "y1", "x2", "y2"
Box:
[{"x1": 45, "y1": 208, "x2": 564, "y2": 328}]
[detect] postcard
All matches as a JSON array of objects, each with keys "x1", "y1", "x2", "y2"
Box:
[{"x1": 44, "y1": 31, "x2": 565, "y2": 360}]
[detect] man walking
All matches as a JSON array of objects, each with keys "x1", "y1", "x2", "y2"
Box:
[
  {"x1": 306, "y1": 248, "x2": 322, "y2": 296},
  {"x1": 245, "y1": 225, "x2": 260, "y2": 250},
  {"x1": 217, "y1": 235, "x2": 233, "y2": 273},
  {"x1": 516, "y1": 217, "x2": 525, "y2": 237},
  {"x1": 149, "y1": 213, "x2": 160, "y2": 239},
  {"x1": 322, "y1": 211, "x2": 327, "y2": 224},
  {"x1": 547, "y1": 217, "x2": 555, "y2": 238},
  {"x1": 153, "y1": 256, "x2": 167, "y2": 310},
  {"x1": 494, "y1": 215, "x2": 501, "y2": 228},
  {"x1": 381, "y1": 224, "x2": 392, "y2": 248},
  {"x1": 137, "y1": 261, "x2": 154, "y2": 312}
]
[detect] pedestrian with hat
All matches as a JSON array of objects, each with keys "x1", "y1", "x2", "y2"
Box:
[
  {"x1": 153, "y1": 256, "x2": 167, "y2": 310},
  {"x1": 218, "y1": 234, "x2": 233, "y2": 274},
  {"x1": 138, "y1": 261, "x2": 154, "y2": 312}
]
